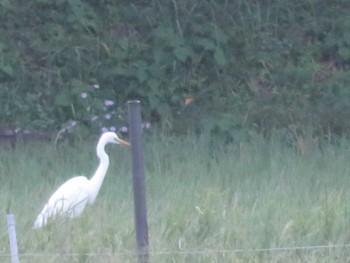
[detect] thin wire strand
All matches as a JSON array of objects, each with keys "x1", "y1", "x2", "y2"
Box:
[{"x1": 1, "y1": 243, "x2": 350, "y2": 257}]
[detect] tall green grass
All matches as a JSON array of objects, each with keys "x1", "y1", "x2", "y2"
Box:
[{"x1": 1, "y1": 134, "x2": 350, "y2": 262}]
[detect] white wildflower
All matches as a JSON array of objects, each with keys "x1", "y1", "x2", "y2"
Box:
[
  {"x1": 109, "y1": 126, "x2": 116, "y2": 132},
  {"x1": 119, "y1": 126, "x2": 128, "y2": 133},
  {"x1": 91, "y1": 116, "x2": 98, "y2": 122},
  {"x1": 104, "y1": 113, "x2": 112, "y2": 120},
  {"x1": 101, "y1": 127, "x2": 108, "y2": 133},
  {"x1": 80, "y1": 92, "x2": 88, "y2": 98},
  {"x1": 104, "y1": 99, "x2": 114, "y2": 106},
  {"x1": 93, "y1": 84, "x2": 100, "y2": 89},
  {"x1": 142, "y1": 122, "x2": 151, "y2": 130}
]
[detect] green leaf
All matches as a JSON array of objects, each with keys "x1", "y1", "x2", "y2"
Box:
[
  {"x1": 174, "y1": 46, "x2": 191, "y2": 62},
  {"x1": 69, "y1": 79, "x2": 85, "y2": 94},
  {"x1": 149, "y1": 95, "x2": 160, "y2": 109},
  {"x1": 136, "y1": 68, "x2": 148, "y2": 83},
  {"x1": 343, "y1": 32, "x2": 350, "y2": 45},
  {"x1": 115, "y1": 66, "x2": 133, "y2": 77},
  {"x1": 54, "y1": 93, "x2": 71, "y2": 107},
  {"x1": 214, "y1": 47, "x2": 227, "y2": 66},
  {"x1": 338, "y1": 46, "x2": 350, "y2": 60},
  {"x1": 194, "y1": 37, "x2": 215, "y2": 50},
  {"x1": 147, "y1": 78, "x2": 160, "y2": 91},
  {"x1": 0, "y1": 63, "x2": 14, "y2": 77}
]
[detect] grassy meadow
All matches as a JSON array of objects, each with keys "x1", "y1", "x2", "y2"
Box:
[{"x1": 1, "y1": 133, "x2": 350, "y2": 262}]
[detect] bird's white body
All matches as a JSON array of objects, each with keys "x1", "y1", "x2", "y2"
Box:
[{"x1": 33, "y1": 132, "x2": 129, "y2": 229}]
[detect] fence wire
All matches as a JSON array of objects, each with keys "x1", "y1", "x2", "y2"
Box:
[{"x1": 1, "y1": 243, "x2": 350, "y2": 258}]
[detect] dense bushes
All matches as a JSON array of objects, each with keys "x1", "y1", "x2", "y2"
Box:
[{"x1": 0, "y1": 0, "x2": 350, "y2": 139}]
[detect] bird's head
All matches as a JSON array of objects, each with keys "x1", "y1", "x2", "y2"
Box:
[{"x1": 101, "y1": 132, "x2": 130, "y2": 146}]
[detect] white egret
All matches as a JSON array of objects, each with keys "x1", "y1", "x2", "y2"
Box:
[{"x1": 33, "y1": 132, "x2": 129, "y2": 229}]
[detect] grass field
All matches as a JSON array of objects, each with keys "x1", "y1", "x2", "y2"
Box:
[{"x1": 1, "y1": 133, "x2": 350, "y2": 262}]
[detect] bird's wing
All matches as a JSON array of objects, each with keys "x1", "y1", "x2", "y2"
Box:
[
  {"x1": 35, "y1": 176, "x2": 90, "y2": 224},
  {"x1": 34, "y1": 176, "x2": 90, "y2": 228}
]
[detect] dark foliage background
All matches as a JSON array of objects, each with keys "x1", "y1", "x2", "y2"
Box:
[{"x1": 1, "y1": 0, "x2": 350, "y2": 140}]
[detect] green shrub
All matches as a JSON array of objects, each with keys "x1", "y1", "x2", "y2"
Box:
[{"x1": 0, "y1": 0, "x2": 349, "y2": 140}]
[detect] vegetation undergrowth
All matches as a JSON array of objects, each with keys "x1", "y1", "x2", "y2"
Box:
[
  {"x1": 1, "y1": 133, "x2": 350, "y2": 262},
  {"x1": 0, "y1": 1, "x2": 350, "y2": 138}
]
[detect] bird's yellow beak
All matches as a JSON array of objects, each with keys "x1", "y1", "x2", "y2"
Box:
[{"x1": 116, "y1": 138, "x2": 130, "y2": 146}]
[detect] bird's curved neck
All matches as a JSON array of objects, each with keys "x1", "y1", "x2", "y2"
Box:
[{"x1": 88, "y1": 142, "x2": 110, "y2": 203}]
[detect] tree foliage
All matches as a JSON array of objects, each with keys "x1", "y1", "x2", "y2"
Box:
[{"x1": 1, "y1": 0, "x2": 350, "y2": 138}]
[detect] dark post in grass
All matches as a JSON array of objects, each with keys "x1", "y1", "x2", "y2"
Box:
[{"x1": 128, "y1": 100, "x2": 149, "y2": 263}]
